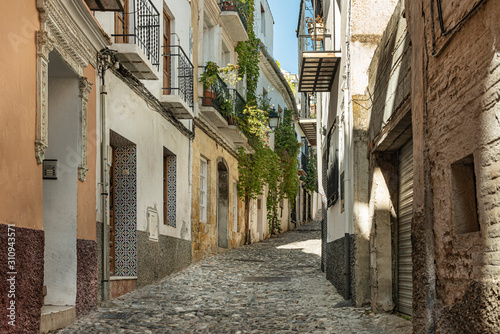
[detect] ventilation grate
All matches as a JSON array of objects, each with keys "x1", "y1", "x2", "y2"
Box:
[{"x1": 99, "y1": 312, "x2": 132, "y2": 320}]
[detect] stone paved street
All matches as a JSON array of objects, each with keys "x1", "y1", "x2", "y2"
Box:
[{"x1": 61, "y1": 221, "x2": 411, "y2": 333}]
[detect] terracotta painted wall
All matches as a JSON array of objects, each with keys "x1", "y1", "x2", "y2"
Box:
[
  {"x1": 0, "y1": 2, "x2": 42, "y2": 230},
  {"x1": 77, "y1": 65, "x2": 98, "y2": 241}
]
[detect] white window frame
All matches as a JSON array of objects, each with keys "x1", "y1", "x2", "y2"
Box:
[{"x1": 200, "y1": 157, "x2": 208, "y2": 222}]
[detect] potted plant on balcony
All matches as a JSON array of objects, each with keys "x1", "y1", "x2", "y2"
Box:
[
  {"x1": 218, "y1": 95, "x2": 236, "y2": 125},
  {"x1": 221, "y1": 0, "x2": 236, "y2": 11},
  {"x1": 306, "y1": 15, "x2": 325, "y2": 42},
  {"x1": 201, "y1": 61, "x2": 219, "y2": 105}
]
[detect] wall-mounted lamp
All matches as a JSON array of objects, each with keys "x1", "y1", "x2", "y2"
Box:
[{"x1": 268, "y1": 108, "x2": 280, "y2": 131}]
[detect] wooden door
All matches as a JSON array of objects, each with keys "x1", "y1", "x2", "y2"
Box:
[
  {"x1": 163, "y1": 10, "x2": 171, "y2": 95},
  {"x1": 114, "y1": 0, "x2": 129, "y2": 43}
]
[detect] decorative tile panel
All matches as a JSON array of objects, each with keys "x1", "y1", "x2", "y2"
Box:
[
  {"x1": 166, "y1": 155, "x2": 177, "y2": 227},
  {"x1": 113, "y1": 144, "x2": 137, "y2": 277}
]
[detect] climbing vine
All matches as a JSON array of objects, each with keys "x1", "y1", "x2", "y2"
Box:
[
  {"x1": 304, "y1": 149, "x2": 318, "y2": 192},
  {"x1": 266, "y1": 108, "x2": 300, "y2": 235},
  {"x1": 238, "y1": 106, "x2": 300, "y2": 238},
  {"x1": 236, "y1": 0, "x2": 261, "y2": 104},
  {"x1": 237, "y1": 104, "x2": 270, "y2": 244},
  {"x1": 275, "y1": 109, "x2": 301, "y2": 201},
  {"x1": 234, "y1": 1, "x2": 299, "y2": 239}
]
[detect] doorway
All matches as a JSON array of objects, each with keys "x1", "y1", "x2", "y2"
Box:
[
  {"x1": 217, "y1": 159, "x2": 229, "y2": 248},
  {"x1": 109, "y1": 131, "x2": 137, "y2": 277},
  {"x1": 397, "y1": 139, "x2": 413, "y2": 316},
  {"x1": 257, "y1": 196, "x2": 264, "y2": 241},
  {"x1": 43, "y1": 51, "x2": 80, "y2": 306},
  {"x1": 114, "y1": 0, "x2": 129, "y2": 43}
]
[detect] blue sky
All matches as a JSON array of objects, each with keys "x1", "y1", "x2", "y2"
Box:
[{"x1": 268, "y1": 0, "x2": 300, "y2": 74}]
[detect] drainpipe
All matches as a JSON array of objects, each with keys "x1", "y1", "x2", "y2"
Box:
[
  {"x1": 98, "y1": 50, "x2": 114, "y2": 303},
  {"x1": 188, "y1": 120, "x2": 193, "y2": 244},
  {"x1": 101, "y1": 80, "x2": 110, "y2": 302},
  {"x1": 343, "y1": 0, "x2": 353, "y2": 301}
]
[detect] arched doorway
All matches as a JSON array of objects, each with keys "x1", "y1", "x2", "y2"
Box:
[{"x1": 217, "y1": 159, "x2": 229, "y2": 248}]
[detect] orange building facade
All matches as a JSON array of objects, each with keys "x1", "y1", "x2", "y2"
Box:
[{"x1": 0, "y1": 1, "x2": 108, "y2": 332}]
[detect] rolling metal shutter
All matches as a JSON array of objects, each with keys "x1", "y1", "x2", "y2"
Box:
[{"x1": 398, "y1": 139, "x2": 413, "y2": 316}]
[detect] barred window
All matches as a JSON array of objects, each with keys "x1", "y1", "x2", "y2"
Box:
[{"x1": 327, "y1": 126, "x2": 339, "y2": 207}]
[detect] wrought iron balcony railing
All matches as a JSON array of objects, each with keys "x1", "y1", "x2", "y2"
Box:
[
  {"x1": 113, "y1": 0, "x2": 160, "y2": 70},
  {"x1": 230, "y1": 89, "x2": 246, "y2": 120},
  {"x1": 162, "y1": 45, "x2": 194, "y2": 110},
  {"x1": 298, "y1": 25, "x2": 334, "y2": 53},
  {"x1": 218, "y1": 0, "x2": 248, "y2": 32},
  {"x1": 301, "y1": 152, "x2": 308, "y2": 172},
  {"x1": 202, "y1": 72, "x2": 231, "y2": 116}
]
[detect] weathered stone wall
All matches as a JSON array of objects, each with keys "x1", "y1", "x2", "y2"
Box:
[
  {"x1": 365, "y1": 0, "x2": 412, "y2": 313},
  {"x1": 352, "y1": 94, "x2": 370, "y2": 307},
  {"x1": 137, "y1": 232, "x2": 192, "y2": 287},
  {"x1": 0, "y1": 225, "x2": 44, "y2": 333},
  {"x1": 76, "y1": 239, "x2": 98, "y2": 316},
  {"x1": 326, "y1": 237, "x2": 346, "y2": 297},
  {"x1": 406, "y1": 0, "x2": 500, "y2": 332},
  {"x1": 367, "y1": 0, "x2": 411, "y2": 143},
  {"x1": 325, "y1": 234, "x2": 355, "y2": 300},
  {"x1": 191, "y1": 124, "x2": 245, "y2": 262}
]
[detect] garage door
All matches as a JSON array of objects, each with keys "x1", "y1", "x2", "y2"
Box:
[{"x1": 398, "y1": 139, "x2": 413, "y2": 316}]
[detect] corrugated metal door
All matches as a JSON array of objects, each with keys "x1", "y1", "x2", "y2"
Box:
[{"x1": 398, "y1": 139, "x2": 413, "y2": 316}]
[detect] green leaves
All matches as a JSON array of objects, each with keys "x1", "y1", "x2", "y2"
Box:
[
  {"x1": 304, "y1": 150, "x2": 318, "y2": 193},
  {"x1": 236, "y1": 0, "x2": 260, "y2": 104},
  {"x1": 235, "y1": 1, "x2": 300, "y2": 236}
]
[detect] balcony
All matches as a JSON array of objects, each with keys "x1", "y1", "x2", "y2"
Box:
[
  {"x1": 299, "y1": 92, "x2": 317, "y2": 146},
  {"x1": 112, "y1": 0, "x2": 160, "y2": 80},
  {"x1": 220, "y1": 89, "x2": 248, "y2": 147},
  {"x1": 300, "y1": 152, "x2": 308, "y2": 176},
  {"x1": 200, "y1": 71, "x2": 248, "y2": 149},
  {"x1": 160, "y1": 45, "x2": 194, "y2": 119},
  {"x1": 298, "y1": 21, "x2": 341, "y2": 92},
  {"x1": 218, "y1": 0, "x2": 249, "y2": 42},
  {"x1": 84, "y1": 0, "x2": 124, "y2": 11}
]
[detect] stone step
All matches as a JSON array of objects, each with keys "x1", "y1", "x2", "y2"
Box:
[{"x1": 40, "y1": 305, "x2": 76, "y2": 334}]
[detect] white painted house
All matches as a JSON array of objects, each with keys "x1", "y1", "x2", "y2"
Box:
[{"x1": 93, "y1": 0, "x2": 195, "y2": 300}]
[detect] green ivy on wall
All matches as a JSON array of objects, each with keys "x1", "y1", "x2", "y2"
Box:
[
  {"x1": 236, "y1": 0, "x2": 261, "y2": 104},
  {"x1": 304, "y1": 149, "x2": 318, "y2": 193}
]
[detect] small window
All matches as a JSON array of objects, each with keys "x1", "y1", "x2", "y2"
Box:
[
  {"x1": 200, "y1": 158, "x2": 208, "y2": 222},
  {"x1": 164, "y1": 149, "x2": 177, "y2": 227},
  {"x1": 233, "y1": 181, "x2": 238, "y2": 231},
  {"x1": 451, "y1": 154, "x2": 479, "y2": 234}
]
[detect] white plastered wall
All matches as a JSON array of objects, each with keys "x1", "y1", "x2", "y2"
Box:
[
  {"x1": 106, "y1": 73, "x2": 191, "y2": 241},
  {"x1": 43, "y1": 76, "x2": 80, "y2": 306}
]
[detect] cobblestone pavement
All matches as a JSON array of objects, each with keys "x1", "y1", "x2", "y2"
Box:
[{"x1": 61, "y1": 221, "x2": 411, "y2": 333}]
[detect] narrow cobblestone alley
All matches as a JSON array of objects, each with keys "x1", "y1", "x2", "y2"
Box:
[{"x1": 61, "y1": 221, "x2": 410, "y2": 333}]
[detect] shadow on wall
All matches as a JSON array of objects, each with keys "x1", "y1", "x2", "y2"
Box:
[{"x1": 424, "y1": 1, "x2": 500, "y2": 332}]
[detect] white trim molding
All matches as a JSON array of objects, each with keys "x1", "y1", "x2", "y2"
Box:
[
  {"x1": 78, "y1": 77, "x2": 93, "y2": 182},
  {"x1": 35, "y1": 31, "x2": 54, "y2": 164},
  {"x1": 35, "y1": 0, "x2": 108, "y2": 164}
]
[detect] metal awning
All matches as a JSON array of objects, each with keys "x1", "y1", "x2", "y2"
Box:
[
  {"x1": 84, "y1": 0, "x2": 124, "y2": 11},
  {"x1": 299, "y1": 52, "x2": 341, "y2": 92},
  {"x1": 299, "y1": 119, "x2": 317, "y2": 146}
]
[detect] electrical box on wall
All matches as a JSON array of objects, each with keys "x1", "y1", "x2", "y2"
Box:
[
  {"x1": 147, "y1": 207, "x2": 159, "y2": 242},
  {"x1": 43, "y1": 160, "x2": 58, "y2": 180}
]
